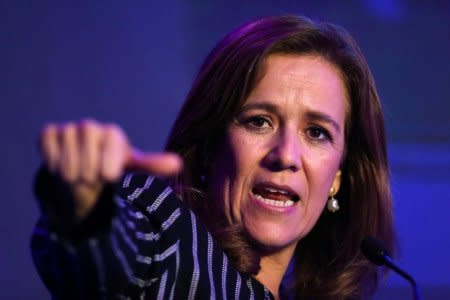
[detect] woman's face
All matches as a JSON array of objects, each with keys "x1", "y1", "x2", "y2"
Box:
[{"x1": 209, "y1": 54, "x2": 347, "y2": 254}]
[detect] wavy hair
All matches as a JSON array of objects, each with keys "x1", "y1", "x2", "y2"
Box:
[{"x1": 165, "y1": 15, "x2": 396, "y2": 299}]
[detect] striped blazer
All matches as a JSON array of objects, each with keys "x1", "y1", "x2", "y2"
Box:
[{"x1": 31, "y1": 170, "x2": 273, "y2": 299}]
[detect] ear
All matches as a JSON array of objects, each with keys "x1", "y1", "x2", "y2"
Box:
[{"x1": 330, "y1": 170, "x2": 342, "y2": 195}]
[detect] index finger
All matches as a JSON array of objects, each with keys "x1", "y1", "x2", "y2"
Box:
[{"x1": 126, "y1": 150, "x2": 183, "y2": 177}]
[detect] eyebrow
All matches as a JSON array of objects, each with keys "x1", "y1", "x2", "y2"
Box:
[
  {"x1": 240, "y1": 102, "x2": 279, "y2": 114},
  {"x1": 304, "y1": 111, "x2": 341, "y2": 133},
  {"x1": 239, "y1": 102, "x2": 342, "y2": 133}
]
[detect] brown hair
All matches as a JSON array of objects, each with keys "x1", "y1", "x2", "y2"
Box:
[{"x1": 165, "y1": 15, "x2": 396, "y2": 299}]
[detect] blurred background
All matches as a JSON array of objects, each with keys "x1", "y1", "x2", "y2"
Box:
[{"x1": 1, "y1": 0, "x2": 449, "y2": 298}]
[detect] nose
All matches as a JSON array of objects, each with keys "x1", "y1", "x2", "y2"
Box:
[{"x1": 264, "y1": 128, "x2": 302, "y2": 172}]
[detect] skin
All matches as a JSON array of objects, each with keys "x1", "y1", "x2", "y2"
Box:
[{"x1": 208, "y1": 54, "x2": 348, "y2": 298}]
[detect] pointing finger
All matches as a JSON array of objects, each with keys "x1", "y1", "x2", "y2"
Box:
[{"x1": 126, "y1": 151, "x2": 183, "y2": 177}]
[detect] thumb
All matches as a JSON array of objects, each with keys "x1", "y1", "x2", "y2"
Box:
[{"x1": 126, "y1": 150, "x2": 183, "y2": 177}]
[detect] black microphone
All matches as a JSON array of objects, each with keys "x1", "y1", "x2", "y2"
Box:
[{"x1": 361, "y1": 236, "x2": 422, "y2": 300}]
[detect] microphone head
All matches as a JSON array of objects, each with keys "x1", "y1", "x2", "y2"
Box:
[{"x1": 361, "y1": 236, "x2": 391, "y2": 266}]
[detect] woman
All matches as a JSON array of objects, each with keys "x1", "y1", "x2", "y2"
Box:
[{"x1": 33, "y1": 15, "x2": 396, "y2": 299}]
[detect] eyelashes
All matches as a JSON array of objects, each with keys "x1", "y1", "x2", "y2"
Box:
[
  {"x1": 242, "y1": 116, "x2": 272, "y2": 131},
  {"x1": 305, "y1": 126, "x2": 333, "y2": 142}
]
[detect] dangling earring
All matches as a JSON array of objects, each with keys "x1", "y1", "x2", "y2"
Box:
[{"x1": 327, "y1": 187, "x2": 340, "y2": 213}]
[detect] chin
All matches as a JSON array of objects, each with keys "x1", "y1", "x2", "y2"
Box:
[{"x1": 244, "y1": 222, "x2": 302, "y2": 253}]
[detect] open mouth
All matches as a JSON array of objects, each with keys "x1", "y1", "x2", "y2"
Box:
[{"x1": 251, "y1": 184, "x2": 300, "y2": 208}]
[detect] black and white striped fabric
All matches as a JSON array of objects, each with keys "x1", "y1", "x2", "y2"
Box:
[{"x1": 31, "y1": 171, "x2": 273, "y2": 299}]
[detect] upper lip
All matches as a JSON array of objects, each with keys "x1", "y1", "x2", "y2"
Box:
[{"x1": 252, "y1": 181, "x2": 300, "y2": 202}]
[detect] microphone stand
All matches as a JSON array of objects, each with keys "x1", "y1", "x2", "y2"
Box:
[
  {"x1": 361, "y1": 236, "x2": 422, "y2": 300},
  {"x1": 382, "y1": 255, "x2": 421, "y2": 300}
]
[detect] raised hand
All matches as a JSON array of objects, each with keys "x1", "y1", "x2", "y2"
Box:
[{"x1": 39, "y1": 119, "x2": 182, "y2": 220}]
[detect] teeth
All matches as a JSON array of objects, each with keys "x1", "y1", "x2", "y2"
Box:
[
  {"x1": 265, "y1": 187, "x2": 288, "y2": 194},
  {"x1": 253, "y1": 193, "x2": 295, "y2": 207}
]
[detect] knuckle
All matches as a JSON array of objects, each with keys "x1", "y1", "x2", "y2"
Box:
[
  {"x1": 40, "y1": 123, "x2": 58, "y2": 143},
  {"x1": 102, "y1": 123, "x2": 128, "y2": 146},
  {"x1": 102, "y1": 123, "x2": 121, "y2": 136},
  {"x1": 64, "y1": 122, "x2": 77, "y2": 132},
  {"x1": 61, "y1": 122, "x2": 77, "y2": 141},
  {"x1": 79, "y1": 119, "x2": 99, "y2": 133}
]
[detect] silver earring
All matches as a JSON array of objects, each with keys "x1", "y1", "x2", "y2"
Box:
[{"x1": 327, "y1": 187, "x2": 340, "y2": 213}]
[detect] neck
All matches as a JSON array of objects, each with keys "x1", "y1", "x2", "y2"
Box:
[{"x1": 254, "y1": 245, "x2": 296, "y2": 300}]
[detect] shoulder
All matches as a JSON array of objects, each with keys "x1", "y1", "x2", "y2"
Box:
[{"x1": 112, "y1": 173, "x2": 273, "y2": 299}]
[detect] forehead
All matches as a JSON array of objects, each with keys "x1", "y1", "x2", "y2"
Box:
[{"x1": 248, "y1": 54, "x2": 350, "y2": 114}]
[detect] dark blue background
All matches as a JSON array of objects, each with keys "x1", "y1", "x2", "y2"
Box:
[{"x1": 1, "y1": 1, "x2": 449, "y2": 298}]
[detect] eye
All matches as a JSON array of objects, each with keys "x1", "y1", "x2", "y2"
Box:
[
  {"x1": 244, "y1": 116, "x2": 272, "y2": 130},
  {"x1": 306, "y1": 126, "x2": 332, "y2": 142}
]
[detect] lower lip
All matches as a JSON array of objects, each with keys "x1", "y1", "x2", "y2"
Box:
[{"x1": 249, "y1": 192, "x2": 298, "y2": 214}]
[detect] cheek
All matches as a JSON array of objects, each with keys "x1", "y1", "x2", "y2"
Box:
[
  {"x1": 303, "y1": 148, "x2": 343, "y2": 202},
  {"x1": 300, "y1": 161, "x2": 339, "y2": 235},
  {"x1": 209, "y1": 130, "x2": 262, "y2": 221},
  {"x1": 226, "y1": 128, "x2": 269, "y2": 183},
  {"x1": 229, "y1": 129, "x2": 264, "y2": 160},
  {"x1": 227, "y1": 130, "x2": 271, "y2": 219}
]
